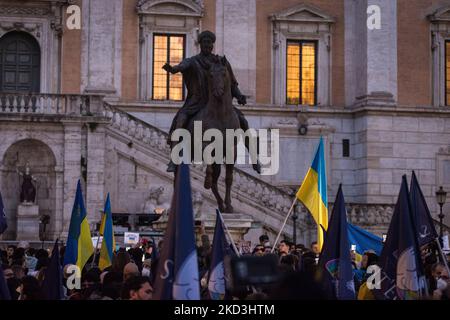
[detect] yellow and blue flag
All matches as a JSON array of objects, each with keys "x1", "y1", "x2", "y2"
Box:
[
  {"x1": 63, "y1": 180, "x2": 94, "y2": 270},
  {"x1": 347, "y1": 223, "x2": 383, "y2": 262},
  {"x1": 99, "y1": 193, "x2": 115, "y2": 271},
  {"x1": 296, "y1": 136, "x2": 328, "y2": 249}
]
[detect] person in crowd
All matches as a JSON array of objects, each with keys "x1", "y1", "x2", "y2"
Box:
[
  {"x1": 18, "y1": 275, "x2": 44, "y2": 300},
  {"x1": 280, "y1": 254, "x2": 299, "y2": 272},
  {"x1": 278, "y1": 240, "x2": 290, "y2": 258},
  {"x1": 10, "y1": 247, "x2": 25, "y2": 266},
  {"x1": 142, "y1": 259, "x2": 152, "y2": 279},
  {"x1": 6, "y1": 245, "x2": 16, "y2": 265},
  {"x1": 311, "y1": 241, "x2": 320, "y2": 264},
  {"x1": 429, "y1": 262, "x2": 447, "y2": 292},
  {"x1": 123, "y1": 262, "x2": 140, "y2": 282},
  {"x1": 111, "y1": 249, "x2": 130, "y2": 275},
  {"x1": 2, "y1": 267, "x2": 19, "y2": 300},
  {"x1": 36, "y1": 266, "x2": 47, "y2": 286},
  {"x1": 356, "y1": 251, "x2": 379, "y2": 300},
  {"x1": 128, "y1": 246, "x2": 143, "y2": 272},
  {"x1": 252, "y1": 245, "x2": 265, "y2": 257},
  {"x1": 301, "y1": 250, "x2": 318, "y2": 276},
  {"x1": 80, "y1": 268, "x2": 102, "y2": 300},
  {"x1": 11, "y1": 264, "x2": 25, "y2": 280},
  {"x1": 354, "y1": 251, "x2": 378, "y2": 282},
  {"x1": 263, "y1": 244, "x2": 272, "y2": 255},
  {"x1": 100, "y1": 271, "x2": 122, "y2": 300},
  {"x1": 122, "y1": 276, "x2": 153, "y2": 300},
  {"x1": 432, "y1": 264, "x2": 449, "y2": 300},
  {"x1": 259, "y1": 234, "x2": 270, "y2": 247}
]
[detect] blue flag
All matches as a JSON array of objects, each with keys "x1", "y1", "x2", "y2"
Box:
[
  {"x1": 410, "y1": 171, "x2": 438, "y2": 246},
  {"x1": 42, "y1": 240, "x2": 64, "y2": 300},
  {"x1": 153, "y1": 164, "x2": 200, "y2": 300},
  {"x1": 373, "y1": 175, "x2": 424, "y2": 300},
  {"x1": 0, "y1": 191, "x2": 7, "y2": 235},
  {"x1": 347, "y1": 223, "x2": 383, "y2": 257},
  {"x1": 208, "y1": 209, "x2": 229, "y2": 300},
  {"x1": 318, "y1": 184, "x2": 355, "y2": 300},
  {"x1": 0, "y1": 265, "x2": 11, "y2": 300}
]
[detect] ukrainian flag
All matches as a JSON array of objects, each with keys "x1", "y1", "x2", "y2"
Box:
[
  {"x1": 347, "y1": 223, "x2": 383, "y2": 262},
  {"x1": 63, "y1": 180, "x2": 94, "y2": 270},
  {"x1": 296, "y1": 137, "x2": 328, "y2": 250},
  {"x1": 99, "y1": 193, "x2": 115, "y2": 271}
]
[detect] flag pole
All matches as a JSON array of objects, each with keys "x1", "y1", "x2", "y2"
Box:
[
  {"x1": 217, "y1": 209, "x2": 240, "y2": 256},
  {"x1": 91, "y1": 210, "x2": 104, "y2": 269},
  {"x1": 271, "y1": 198, "x2": 297, "y2": 253},
  {"x1": 217, "y1": 209, "x2": 259, "y2": 294}
]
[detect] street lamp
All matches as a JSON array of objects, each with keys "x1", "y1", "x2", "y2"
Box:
[{"x1": 435, "y1": 186, "x2": 447, "y2": 240}]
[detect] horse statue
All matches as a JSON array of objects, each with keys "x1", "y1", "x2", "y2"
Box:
[{"x1": 187, "y1": 56, "x2": 240, "y2": 213}]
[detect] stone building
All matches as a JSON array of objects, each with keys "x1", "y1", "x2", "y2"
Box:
[{"x1": 0, "y1": 0, "x2": 449, "y2": 246}]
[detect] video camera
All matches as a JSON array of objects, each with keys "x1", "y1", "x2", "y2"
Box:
[{"x1": 226, "y1": 254, "x2": 281, "y2": 294}]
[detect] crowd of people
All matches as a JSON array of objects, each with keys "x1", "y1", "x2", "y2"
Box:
[{"x1": 1, "y1": 234, "x2": 449, "y2": 300}]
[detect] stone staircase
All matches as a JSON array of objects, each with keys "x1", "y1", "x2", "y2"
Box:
[{"x1": 103, "y1": 103, "x2": 450, "y2": 242}]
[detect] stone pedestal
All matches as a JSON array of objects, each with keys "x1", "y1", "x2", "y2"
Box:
[
  {"x1": 17, "y1": 203, "x2": 40, "y2": 241},
  {"x1": 152, "y1": 211, "x2": 254, "y2": 247},
  {"x1": 194, "y1": 212, "x2": 254, "y2": 247}
]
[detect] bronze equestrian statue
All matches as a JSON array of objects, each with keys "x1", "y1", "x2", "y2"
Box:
[
  {"x1": 163, "y1": 30, "x2": 260, "y2": 212},
  {"x1": 163, "y1": 30, "x2": 260, "y2": 174}
]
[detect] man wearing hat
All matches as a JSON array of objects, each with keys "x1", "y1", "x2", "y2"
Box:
[{"x1": 163, "y1": 30, "x2": 260, "y2": 173}]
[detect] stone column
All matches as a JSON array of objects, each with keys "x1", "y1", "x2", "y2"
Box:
[
  {"x1": 61, "y1": 122, "x2": 82, "y2": 238},
  {"x1": 81, "y1": 0, "x2": 123, "y2": 97},
  {"x1": 216, "y1": 0, "x2": 257, "y2": 103},
  {"x1": 53, "y1": 166, "x2": 65, "y2": 239},
  {"x1": 86, "y1": 123, "x2": 106, "y2": 228},
  {"x1": 345, "y1": 0, "x2": 397, "y2": 107}
]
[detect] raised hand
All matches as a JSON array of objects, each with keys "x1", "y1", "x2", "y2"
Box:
[
  {"x1": 162, "y1": 63, "x2": 173, "y2": 73},
  {"x1": 237, "y1": 94, "x2": 247, "y2": 105}
]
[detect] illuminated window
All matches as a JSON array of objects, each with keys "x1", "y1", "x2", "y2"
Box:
[
  {"x1": 286, "y1": 41, "x2": 317, "y2": 105},
  {"x1": 446, "y1": 41, "x2": 450, "y2": 106},
  {"x1": 152, "y1": 34, "x2": 185, "y2": 101}
]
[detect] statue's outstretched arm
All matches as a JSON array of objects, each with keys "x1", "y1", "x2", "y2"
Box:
[{"x1": 163, "y1": 58, "x2": 192, "y2": 74}]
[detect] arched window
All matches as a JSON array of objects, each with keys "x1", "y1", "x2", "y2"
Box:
[{"x1": 0, "y1": 31, "x2": 40, "y2": 93}]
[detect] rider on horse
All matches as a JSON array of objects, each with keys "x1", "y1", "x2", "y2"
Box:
[{"x1": 163, "y1": 30, "x2": 261, "y2": 173}]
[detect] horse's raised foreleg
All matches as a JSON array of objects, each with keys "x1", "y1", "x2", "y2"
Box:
[
  {"x1": 224, "y1": 164, "x2": 234, "y2": 213},
  {"x1": 204, "y1": 164, "x2": 213, "y2": 189},
  {"x1": 211, "y1": 164, "x2": 225, "y2": 212}
]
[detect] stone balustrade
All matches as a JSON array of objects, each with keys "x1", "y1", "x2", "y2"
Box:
[{"x1": 0, "y1": 92, "x2": 104, "y2": 115}]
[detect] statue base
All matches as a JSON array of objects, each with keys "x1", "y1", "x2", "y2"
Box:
[
  {"x1": 17, "y1": 203, "x2": 40, "y2": 241},
  {"x1": 194, "y1": 212, "x2": 254, "y2": 247},
  {"x1": 152, "y1": 211, "x2": 254, "y2": 248}
]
